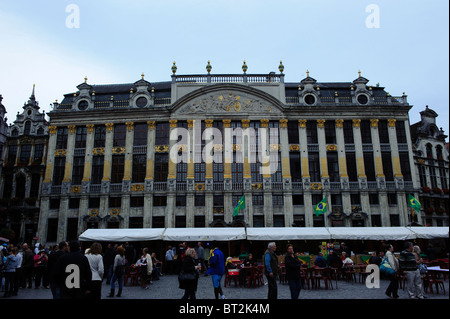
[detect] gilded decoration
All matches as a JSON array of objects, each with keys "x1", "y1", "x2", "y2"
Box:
[
  {"x1": 112, "y1": 147, "x2": 126, "y2": 154},
  {"x1": 71, "y1": 186, "x2": 81, "y2": 193},
  {"x1": 311, "y1": 183, "x2": 322, "y2": 190}
]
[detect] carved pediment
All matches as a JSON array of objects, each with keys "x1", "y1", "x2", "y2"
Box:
[{"x1": 171, "y1": 84, "x2": 285, "y2": 116}]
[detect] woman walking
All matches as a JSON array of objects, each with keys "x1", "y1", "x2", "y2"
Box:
[
  {"x1": 86, "y1": 242, "x2": 104, "y2": 299},
  {"x1": 385, "y1": 244, "x2": 400, "y2": 299},
  {"x1": 108, "y1": 246, "x2": 126, "y2": 297},
  {"x1": 136, "y1": 248, "x2": 152, "y2": 289},
  {"x1": 179, "y1": 248, "x2": 200, "y2": 300}
]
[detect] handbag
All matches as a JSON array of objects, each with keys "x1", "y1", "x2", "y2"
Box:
[
  {"x1": 178, "y1": 269, "x2": 197, "y2": 283},
  {"x1": 418, "y1": 263, "x2": 428, "y2": 274},
  {"x1": 379, "y1": 256, "x2": 395, "y2": 276}
]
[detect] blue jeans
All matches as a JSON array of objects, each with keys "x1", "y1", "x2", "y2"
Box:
[
  {"x1": 110, "y1": 272, "x2": 123, "y2": 290},
  {"x1": 288, "y1": 279, "x2": 302, "y2": 299},
  {"x1": 50, "y1": 284, "x2": 61, "y2": 299}
]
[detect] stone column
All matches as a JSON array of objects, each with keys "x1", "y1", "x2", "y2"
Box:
[
  {"x1": 387, "y1": 119, "x2": 403, "y2": 226},
  {"x1": 102, "y1": 123, "x2": 114, "y2": 185},
  {"x1": 123, "y1": 122, "x2": 134, "y2": 182},
  {"x1": 121, "y1": 194, "x2": 130, "y2": 228},
  {"x1": 144, "y1": 121, "x2": 155, "y2": 228},
  {"x1": 62, "y1": 125, "x2": 76, "y2": 193},
  {"x1": 143, "y1": 194, "x2": 153, "y2": 228},
  {"x1": 298, "y1": 119, "x2": 312, "y2": 227},
  {"x1": 57, "y1": 197, "x2": 69, "y2": 242},
  {"x1": 82, "y1": 124, "x2": 95, "y2": 192},
  {"x1": 78, "y1": 196, "x2": 89, "y2": 236},
  {"x1": 43, "y1": 126, "x2": 58, "y2": 184},
  {"x1": 336, "y1": 119, "x2": 351, "y2": 224},
  {"x1": 279, "y1": 119, "x2": 293, "y2": 227},
  {"x1": 37, "y1": 198, "x2": 50, "y2": 244}
]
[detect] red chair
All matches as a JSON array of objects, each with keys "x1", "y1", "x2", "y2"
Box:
[
  {"x1": 424, "y1": 272, "x2": 446, "y2": 295},
  {"x1": 255, "y1": 266, "x2": 264, "y2": 287},
  {"x1": 123, "y1": 266, "x2": 139, "y2": 286},
  {"x1": 225, "y1": 269, "x2": 240, "y2": 287},
  {"x1": 397, "y1": 271, "x2": 407, "y2": 290},
  {"x1": 279, "y1": 265, "x2": 287, "y2": 284},
  {"x1": 343, "y1": 264, "x2": 356, "y2": 283}
]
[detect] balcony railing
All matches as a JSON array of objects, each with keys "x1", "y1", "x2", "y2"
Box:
[{"x1": 174, "y1": 73, "x2": 282, "y2": 84}]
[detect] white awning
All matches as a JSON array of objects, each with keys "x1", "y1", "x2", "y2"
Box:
[
  {"x1": 408, "y1": 227, "x2": 449, "y2": 239},
  {"x1": 79, "y1": 228, "x2": 165, "y2": 242},
  {"x1": 246, "y1": 227, "x2": 332, "y2": 240},
  {"x1": 327, "y1": 227, "x2": 416, "y2": 241},
  {"x1": 162, "y1": 227, "x2": 246, "y2": 241}
]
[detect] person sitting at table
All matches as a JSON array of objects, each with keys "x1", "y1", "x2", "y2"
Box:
[
  {"x1": 225, "y1": 257, "x2": 236, "y2": 269},
  {"x1": 342, "y1": 255, "x2": 354, "y2": 267},
  {"x1": 314, "y1": 252, "x2": 328, "y2": 268},
  {"x1": 240, "y1": 253, "x2": 256, "y2": 287},
  {"x1": 243, "y1": 253, "x2": 256, "y2": 267},
  {"x1": 327, "y1": 249, "x2": 341, "y2": 268}
]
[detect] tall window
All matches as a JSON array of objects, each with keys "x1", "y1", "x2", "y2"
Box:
[
  {"x1": 111, "y1": 155, "x2": 124, "y2": 183},
  {"x1": 306, "y1": 121, "x2": 318, "y2": 144},
  {"x1": 308, "y1": 152, "x2": 320, "y2": 182},
  {"x1": 7, "y1": 145, "x2": 17, "y2": 164},
  {"x1": 94, "y1": 125, "x2": 106, "y2": 148},
  {"x1": 396, "y1": 121, "x2": 407, "y2": 143},
  {"x1": 343, "y1": 120, "x2": 354, "y2": 144},
  {"x1": 288, "y1": 120, "x2": 299, "y2": 144},
  {"x1": 418, "y1": 165, "x2": 427, "y2": 187},
  {"x1": 71, "y1": 156, "x2": 85, "y2": 185},
  {"x1": 194, "y1": 162, "x2": 206, "y2": 182},
  {"x1": 155, "y1": 122, "x2": 170, "y2": 145},
  {"x1": 34, "y1": 144, "x2": 44, "y2": 163},
  {"x1": 381, "y1": 152, "x2": 394, "y2": 181},
  {"x1": 24, "y1": 121, "x2": 31, "y2": 135},
  {"x1": 399, "y1": 152, "x2": 411, "y2": 181},
  {"x1": 346, "y1": 152, "x2": 357, "y2": 181},
  {"x1": 56, "y1": 127, "x2": 69, "y2": 149},
  {"x1": 426, "y1": 144, "x2": 433, "y2": 159},
  {"x1": 378, "y1": 120, "x2": 390, "y2": 144},
  {"x1": 53, "y1": 157, "x2": 66, "y2": 185},
  {"x1": 439, "y1": 168, "x2": 448, "y2": 189},
  {"x1": 324, "y1": 121, "x2": 336, "y2": 144},
  {"x1": 363, "y1": 152, "x2": 376, "y2": 181},
  {"x1": 19, "y1": 144, "x2": 31, "y2": 163},
  {"x1": 177, "y1": 162, "x2": 187, "y2": 182},
  {"x1": 327, "y1": 152, "x2": 339, "y2": 182},
  {"x1": 232, "y1": 153, "x2": 243, "y2": 184},
  {"x1": 213, "y1": 163, "x2": 223, "y2": 182},
  {"x1": 113, "y1": 124, "x2": 126, "y2": 147},
  {"x1": 289, "y1": 152, "x2": 301, "y2": 182},
  {"x1": 154, "y1": 154, "x2": 168, "y2": 182},
  {"x1": 360, "y1": 120, "x2": 372, "y2": 144},
  {"x1": 133, "y1": 123, "x2": 148, "y2": 146},
  {"x1": 271, "y1": 152, "x2": 282, "y2": 182},
  {"x1": 75, "y1": 126, "x2": 87, "y2": 149},
  {"x1": 91, "y1": 156, "x2": 104, "y2": 184},
  {"x1": 132, "y1": 154, "x2": 146, "y2": 183}
]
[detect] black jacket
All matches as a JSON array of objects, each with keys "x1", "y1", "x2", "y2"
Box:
[
  {"x1": 54, "y1": 252, "x2": 92, "y2": 299},
  {"x1": 48, "y1": 250, "x2": 66, "y2": 284},
  {"x1": 285, "y1": 254, "x2": 302, "y2": 280},
  {"x1": 179, "y1": 256, "x2": 198, "y2": 290}
]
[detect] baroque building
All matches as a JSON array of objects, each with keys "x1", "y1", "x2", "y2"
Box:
[
  {"x1": 0, "y1": 86, "x2": 49, "y2": 243},
  {"x1": 411, "y1": 106, "x2": 449, "y2": 226},
  {"x1": 37, "y1": 62, "x2": 422, "y2": 245}
]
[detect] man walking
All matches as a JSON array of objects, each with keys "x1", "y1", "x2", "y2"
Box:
[
  {"x1": 264, "y1": 242, "x2": 278, "y2": 300},
  {"x1": 47, "y1": 241, "x2": 68, "y2": 299},
  {"x1": 206, "y1": 243, "x2": 225, "y2": 299},
  {"x1": 195, "y1": 242, "x2": 206, "y2": 273},
  {"x1": 400, "y1": 241, "x2": 424, "y2": 299},
  {"x1": 285, "y1": 244, "x2": 302, "y2": 299}
]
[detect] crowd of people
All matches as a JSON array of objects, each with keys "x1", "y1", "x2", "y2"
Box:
[{"x1": 0, "y1": 239, "x2": 445, "y2": 300}]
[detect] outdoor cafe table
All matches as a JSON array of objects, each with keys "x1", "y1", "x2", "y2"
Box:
[{"x1": 427, "y1": 266, "x2": 448, "y2": 281}]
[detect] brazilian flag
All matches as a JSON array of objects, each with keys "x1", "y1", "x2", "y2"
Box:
[
  {"x1": 408, "y1": 194, "x2": 421, "y2": 213},
  {"x1": 233, "y1": 195, "x2": 245, "y2": 217},
  {"x1": 314, "y1": 197, "x2": 327, "y2": 216}
]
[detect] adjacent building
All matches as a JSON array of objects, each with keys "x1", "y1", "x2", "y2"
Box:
[
  {"x1": 36, "y1": 62, "x2": 425, "y2": 245},
  {"x1": 0, "y1": 86, "x2": 49, "y2": 243},
  {"x1": 411, "y1": 106, "x2": 449, "y2": 226}
]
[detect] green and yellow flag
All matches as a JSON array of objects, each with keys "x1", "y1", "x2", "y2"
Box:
[
  {"x1": 408, "y1": 194, "x2": 421, "y2": 213},
  {"x1": 314, "y1": 197, "x2": 327, "y2": 216},
  {"x1": 233, "y1": 195, "x2": 246, "y2": 217}
]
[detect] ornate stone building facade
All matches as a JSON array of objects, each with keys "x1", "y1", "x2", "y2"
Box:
[
  {"x1": 411, "y1": 106, "x2": 449, "y2": 226},
  {"x1": 0, "y1": 87, "x2": 48, "y2": 243},
  {"x1": 38, "y1": 63, "x2": 422, "y2": 244}
]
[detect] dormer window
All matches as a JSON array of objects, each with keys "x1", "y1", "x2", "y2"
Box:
[
  {"x1": 77, "y1": 100, "x2": 89, "y2": 111},
  {"x1": 11, "y1": 128, "x2": 19, "y2": 137},
  {"x1": 357, "y1": 94, "x2": 369, "y2": 105},
  {"x1": 303, "y1": 94, "x2": 316, "y2": 105},
  {"x1": 24, "y1": 121, "x2": 31, "y2": 135},
  {"x1": 136, "y1": 96, "x2": 148, "y2": 108}
]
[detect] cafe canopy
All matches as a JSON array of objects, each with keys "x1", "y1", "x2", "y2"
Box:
[{"x1": 78, "y1": 226, "x2": 448, "y2": 242}]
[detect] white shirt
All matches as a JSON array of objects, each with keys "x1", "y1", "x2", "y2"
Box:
[{"x1": 86, "y1": 254, "x2": 104, "y2": 281}]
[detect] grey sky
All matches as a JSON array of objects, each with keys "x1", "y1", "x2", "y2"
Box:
[{"x1": 0, "y1": 0, "x2": 448, "y2": 136}]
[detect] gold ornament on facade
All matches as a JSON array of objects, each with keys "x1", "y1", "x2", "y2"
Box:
[
  {"x1": 205, "y1": 119, "x2": 214, "y2": 128},
  {"x1": 195, "y1": 183, "x2": 205, "y2": 191},
  {"x1": 252, "y1": 183, "x2": 263, "y2": 190},
  {"x1": 54, "y1": 149, "x2": 66, "y2": 156},
  {"x1": 70, "y1": 186, "x2": 81, "y2": 193},
  {"x1": 298, "y1": 119, "x2": 307, "y2": 128},
  {"x1": 112, "y1": 147, "x2": 126, "y2": 154},
  {"x1": 89, "y1": 209, "x2": 99, "y2": 217},
  {"x1": 105, "y1": 123, "x2": 114, "y2": 131},
  {"x1": 110, "y1": 209, "x2": 120, "y2": 216},
  {"x1": 417, "y1": 159, "x2": 425, "y2": 164},
  {"x1": 270, "y1": 144, "x2": 280, "y2": 151},
  {"x1": 290, "y1": 144, "x2": 300, "y2": 151},
  {"x1": 241, "y1": 119, "x2": 250, "y2": 128},
  {"x1": 213, "y1": 207, "x2": 224, "y2": 214},
  {"x1": 187, "y1": 120, "x2": 194, "y2": 128},
  {"x1": 213, "y1": 144, "x2": 223, "y2": 151},
  {"x1": 178, "y1": 144, "x2": 187, "y2": 152},
  {"x1": 222, "y1": 119, "x2": 231, "y2": 128},
  {"x1": 125, "y1": 122, "x2": 134, "y2": 131},
  {"x1": 370, "y1": 119, "x2": 379, "y2": 127},
  {"x1": 147, "y1": 121, "x2": 156, "y2": 129},
  {"x1": 86, "y1": 124, "x2": 95, "y2": 133},
  {"x1": 317, "y1": 119, "x2": 326, "y2": 128},
  {"x1": 388, "y1": 119, "x2": 397, "y2": 127},
  {"x1": 352, "y1": 119, "x2": 361, "y2": 127},
  {"x1": 279, "y1": 119, "x2": 288, "y2": 128},
  {"x1": 335, "y1": 119, "x2": 344, "y2": 128},
  {"x1": 310, "y1": 183, "x2": 322, "y2": 190},
  {"x1": 169, "y1": 119, "x2": 178, "y2": 128},
  {"x1": 260, "y1": 119, "x2": 269, "y2": 128},
  {"x1": 68, "y1": 125, "x2": 76, "y2": 134},
  {"x1": 327, "y1": 144, "x2": 338, "y2": 151},
  {"x1": 49, "y1": 126, "x2": 57, "y2": 135},
  {"x1": 233, "y1": 144, "x2": 241, "y2": 151},
  {"x1": 155, "y1": 145, "x2": 169, "y2": 152},
  {"x1": 93, "y1": 148, "x2": 105, "y2": 155},
  {"x1": 131, "y1": 184, "x2": 145, "y2": 192}
]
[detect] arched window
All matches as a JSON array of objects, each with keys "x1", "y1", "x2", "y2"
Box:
[
  {"x1": 24, "y1": 121, "x2": 31, "y2": 135},
  {"x1": 436, "y1": 145, "x2": 443, "y2": 160},
  {"x1": 37, "y1": 127, "x2": 44, "y2": 135},
  {"x1": 11, "y1": 128, "x2": 18, "y2": 137},
  {"x1": 426, "y1": 143, "x2": 433, "y2": 159}
]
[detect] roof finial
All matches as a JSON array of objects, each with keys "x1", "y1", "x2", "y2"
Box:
[
  {"x1": 306, "y1": 69, "x2": 310, "y2": 77},
  {"x1": 358, "y1": 70, "x2": 361, "y2": 77},
  {"x1": 141, "y1": 72, "x2": 145, "y2": 80},
  {"x1": 30, "y1": 83, "x2": 36, "y2": 100},
  {"x1": 84, "y1": 76, "x2": 88, "y2": 83}
]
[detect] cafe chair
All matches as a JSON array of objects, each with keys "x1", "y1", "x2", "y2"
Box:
[
  {"x1": 397, "y1": 271, "x2": 407, "y2": 290},
  {"x1": 279, "y1": 265, "x2": 287, "y2": 284},
  {"x1": 423, "y1": 272, "x2": 446, "y2": 295},
  {"x1": 123, "y1": 266, "x2": 139, "y2": 286},
  {"x1": 225, "y1": 269, "x2": 240, "y2": 287},
  {"x1": 255, "y1": 266, "x2": 264, "y2": 287},
  {"x1": 343, "y1": 263, "x2": 356, "y2": 283}
]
